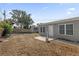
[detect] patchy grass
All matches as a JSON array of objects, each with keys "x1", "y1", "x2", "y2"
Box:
[{"x1": 0, "y1": 33, "x2": 79, "y2": 56}]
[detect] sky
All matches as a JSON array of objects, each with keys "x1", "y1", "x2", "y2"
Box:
[{"x1": 0, "y1": 3, "x2": 79, "y2": 25}]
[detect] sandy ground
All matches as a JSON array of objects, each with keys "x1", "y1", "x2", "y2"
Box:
[{"x1": 0, "y1": 33, "x2": 79, "y2": 56}]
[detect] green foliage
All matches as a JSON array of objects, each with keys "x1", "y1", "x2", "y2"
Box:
[
  {"x1": 0, "y1": 21, "x2": 4, "y2": 29},
  {"x1": 10, "y1": 9, "x2": 34, "y2": 29},
  {"x1": 3, "y1": 23, "x2": 13, "y2": 34},
  {"x1": 0, "y1": 21, "x2": 13, "y2": 36}
]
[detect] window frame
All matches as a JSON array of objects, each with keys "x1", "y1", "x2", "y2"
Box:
[
  {"x1": 40, "y1": 27, "x2": 42, "y2": 32},
  {"x1": 66, "y1": 23, "x2": 74, "y2": 36},
  {"x1": 40, "y1": 26, "x2": 46, "y2": 33},
  {"x1": 58, "y1": 24, "x2": 65, "y2": 35},
  {"x1": 42, "y1": 27, "x2": 46, "y2": 33},
  {"x1": 58, "y1": 23, "x2": 74, "y2": 36}
]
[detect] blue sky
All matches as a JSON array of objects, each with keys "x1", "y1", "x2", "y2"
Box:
[{"x1": 0, "y1": 3, "x2": 79, "y2": 24}]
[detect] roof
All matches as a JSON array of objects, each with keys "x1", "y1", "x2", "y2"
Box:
[{"x1": 39, "y1": 17, "x2": 79, "y2": 25}]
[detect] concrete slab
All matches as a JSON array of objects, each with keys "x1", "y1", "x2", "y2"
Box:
[{"x1": 35, "y1": 36, "x2": 54, "y2": 42}]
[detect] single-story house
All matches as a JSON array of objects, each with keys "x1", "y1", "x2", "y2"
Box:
[
  {"x1": 38, "y1": 17, "x2": 79, "y2": 41},
  {"x1": 31, "y1": 25, "x2": 38, "y2": 33}
]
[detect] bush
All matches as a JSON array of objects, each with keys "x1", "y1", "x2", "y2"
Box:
[
  {"x1": 0, "y1": 21, "x2": 4, "y2": 33},
  {"x1": 3, "y1": 23, "x2": 13, "y2": 34},
  {"x1": 0, "y1": 21, "x2": 13, "y2": 37}
]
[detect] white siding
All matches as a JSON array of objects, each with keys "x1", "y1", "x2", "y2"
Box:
[{"x1": 48, "y1": 25, "x2": 53, "y2": 37}]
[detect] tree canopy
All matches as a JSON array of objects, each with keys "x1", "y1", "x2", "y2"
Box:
[{"x1": 10, "y1": 10, "x2": 34, "y2": 29}]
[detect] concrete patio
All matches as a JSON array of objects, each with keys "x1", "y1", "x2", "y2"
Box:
[{"x1": 35, "y1": 36, "x2": 54, "y2": 42}]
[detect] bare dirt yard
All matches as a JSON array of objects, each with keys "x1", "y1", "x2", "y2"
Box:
[{"x1": 0, "y1": 33, "x2": 79, "y2": 56}]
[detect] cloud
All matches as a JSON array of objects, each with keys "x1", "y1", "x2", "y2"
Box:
[
  {"x1": 68, "y1": 8, "x2": 75, "y2": 11},
  {"x1": 67, "y1": 11, "x2": 72, "y2": 15},
  {"x1": 67, "y1": 8, "x2": 76, "y2": 15}
]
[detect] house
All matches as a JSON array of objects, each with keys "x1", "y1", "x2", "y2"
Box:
[
  {"x1": 31, "y1": 25, "x2": 38, "y2": 33},
  {"x1": 38, "y1": 17, "x2": 79, "y2": 42},
  {"x1": 12, "y1": 23, "x2": 23, "y2": 29},
  {"x1": 12, "y1": 21, "x2": 23, "y2": 29}
]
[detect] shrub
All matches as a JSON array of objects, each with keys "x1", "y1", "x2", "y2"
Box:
[
  {"x1": 3, "y1": 23, "x2": 13, "y2": 34},
  {"x1": 0, "y1": 21, "x2": 4, "y2": 33},
  {"x1": 0, "y1": 21, "x2": 13, "y2": 37}
]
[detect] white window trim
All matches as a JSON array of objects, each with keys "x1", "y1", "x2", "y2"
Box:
[
  {"x1": 40, "y1": 26, "x2": 46, "y2": 33},
  {"x1": 64, "y1": 24, "x2": 66, "y2": 35},
  {"x1": 58, "y1": 24, "x2": 65, "y2": 35},
  {"x1": 65, "y1": 23, "x2": 74, "y2": 36},
  {"x1": 40, "y1": 26, "x2": 42, "y2": 33},
  {"x1": 58, "y1": 23, "x2": 74, "y2": 36}
]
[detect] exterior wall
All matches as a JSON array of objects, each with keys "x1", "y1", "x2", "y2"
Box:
[
  {"x1": 48, "y1": 24, "x2": 54, "y2": 37},
  {"x1": 31, "y1": 25, "x2": 38, "y2": 32},
  {"x1": 38, "y1": 24, "x2": 54, "y2": 37},
  {"x1": 31, "y1": 26, "x2": 35, "y2": 32},
  {"x1": 38, "y1": 25, "x2": 47, "y2": 36},
  {"x1": 38, "y1": 20, "x2": 79, "y2": 41},
  {"x1": 53, "y1": 20, "x2": 79, "y2": 41}
]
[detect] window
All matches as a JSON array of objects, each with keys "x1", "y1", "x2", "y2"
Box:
[
  {"x1": 59, "y1": 25, "x2": 65, "y2": 34},
  {"x1": 40, "y1": 27, "x2": 46, "y2": 33},
  {"x1": 43, "y1": 27, "x2": 45, "y2": 33},
  {"x1": 66, "y1": 24, "x2": 73, "y2": 35},
  {"x1": 40, "y1": 27, "x2": 42, "y2": 32},
  {"x1": 58, "y1": 24, "x2": 73, "y2": 35}
]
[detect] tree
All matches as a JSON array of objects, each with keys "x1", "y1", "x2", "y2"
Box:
[{"x1": 10, "y1": 10, "x2": 34, "y2": 29}]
